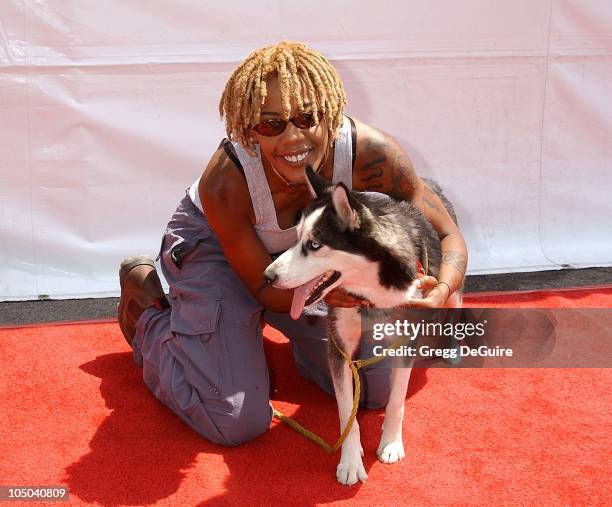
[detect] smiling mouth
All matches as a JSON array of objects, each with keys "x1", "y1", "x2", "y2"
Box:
[{"x1": 281, "y1": 150, "x2": 311, "y2": 164}]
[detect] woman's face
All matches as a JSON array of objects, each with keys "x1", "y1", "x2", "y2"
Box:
[{"x1": 251, "y1": 76, "x2": 328, "y2": 186}]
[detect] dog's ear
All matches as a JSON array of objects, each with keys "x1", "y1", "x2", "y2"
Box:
[
  {"x1": 332, "y1": 183, "x2": 360, "y2": 231},
  {"x1": 305, "y1": 165, "x2": 331, "y2": 199}
]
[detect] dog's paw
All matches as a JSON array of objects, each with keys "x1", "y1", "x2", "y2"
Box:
[
  {"x1": 376, "y1": 440, "x2": 405, "y2": 464},
  {"x1": 336, "y1": 456, "x2": 367, "y2": 485}
]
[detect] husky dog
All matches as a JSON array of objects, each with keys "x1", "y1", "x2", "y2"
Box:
[{"x1": 264, "y1": 166, "x2": 457, "y2": 485}]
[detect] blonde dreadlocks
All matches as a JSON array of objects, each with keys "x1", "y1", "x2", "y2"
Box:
[{"x1": 219, "y1": 41, "x2": 347, "y2": 152}]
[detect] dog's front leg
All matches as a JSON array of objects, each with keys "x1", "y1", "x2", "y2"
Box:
[
  {"x1": 377, "y1": 365, "x2": 411, "y2": 464},
  {"x1": 329, "y1": 308, "x2": 367, "y2": 485},
  {"x1": 331, "y1": 360, "x2": 367, "y2": 485}
]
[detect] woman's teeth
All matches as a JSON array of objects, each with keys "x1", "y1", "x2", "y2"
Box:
[{"x1": 283, "y1": 151, "x2": 308, "y2": 163}]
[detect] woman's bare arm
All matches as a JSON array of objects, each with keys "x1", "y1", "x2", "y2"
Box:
[
  {"x1": 199, "y1": 148, "x2": 295, "y2": 312},
  {"x1": 351, "y1": 119, "x2": 468, "y2": 305}
]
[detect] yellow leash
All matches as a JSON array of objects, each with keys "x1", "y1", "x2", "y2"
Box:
[{"x1": 272, "y1": 331, "x2": 408, "y2": 453}]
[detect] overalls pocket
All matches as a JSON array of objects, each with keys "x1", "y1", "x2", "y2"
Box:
[{"x1": 166, "y1": 295, "x2": 229, "y2": 404}]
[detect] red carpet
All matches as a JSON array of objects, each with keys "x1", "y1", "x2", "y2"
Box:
[
  {"x1": 1, "y1": 287, "x2": 610, "y2": 505},
  {"x1": 463, "y1": 285, "x2": 612, "y2": 308}
]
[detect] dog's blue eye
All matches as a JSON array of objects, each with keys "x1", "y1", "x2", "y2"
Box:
[{"x1": 307, "y1": 240, "x2": 321, "y2": 250}]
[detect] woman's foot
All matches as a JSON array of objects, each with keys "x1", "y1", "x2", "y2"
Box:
[{"x1": 117, "y1": 256, "x2": 168, "y2": 345}]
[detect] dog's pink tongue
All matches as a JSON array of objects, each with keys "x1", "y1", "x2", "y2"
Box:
[{"x1": 290, "y1": 277, "x2": 320, "y2": 320}]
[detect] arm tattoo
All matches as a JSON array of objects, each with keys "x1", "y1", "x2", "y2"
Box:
[
  {"x1": 361, "y1": 155, "x2": 386, "y2": 172},
  {"x1": 357, "y1": 139, "x2": 389, "y2": 191},
  {"x1": 389, "y1": 153, "x2": 416, "y2": 201},
  {"x1": 442, "y1": 251, "x2": 467, "y2": 274},
  {"x1": 420, "y1": 187, "x2": 442, "y2": 212},
  {"x1": 360, "y1": 157, "x2": 385, "y2": 185},
  {"x1": 355, "y1": 134, "x2": 416, "y2": 198}
]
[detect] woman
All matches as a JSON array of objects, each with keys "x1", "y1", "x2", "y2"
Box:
[{"x1": 118, "y1": 41, "x2": 467, "y2": 446}]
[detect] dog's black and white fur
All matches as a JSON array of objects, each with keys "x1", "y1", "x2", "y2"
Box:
[{"x1": 264, "y1": 166, "x2": 458, "y2": 485}]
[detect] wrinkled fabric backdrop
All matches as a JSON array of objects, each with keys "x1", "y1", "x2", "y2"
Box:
[{"x1": 1, "y1": 1, "x2": 611, "y2": 300}]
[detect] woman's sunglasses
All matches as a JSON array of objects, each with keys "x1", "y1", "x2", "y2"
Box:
[{"x1": 252, "y1": 111, "x2": 323, "y2": 137}]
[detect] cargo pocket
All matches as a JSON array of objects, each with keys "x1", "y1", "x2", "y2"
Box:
[
  {"x1": 170, "y1": 298, "x2": 221, "y2": 336},
  {"x1": 167, "y1": 296, "x2": 229, "y2": 402}
]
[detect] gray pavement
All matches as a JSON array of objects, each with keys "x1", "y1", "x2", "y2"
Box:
[{"x1": 1, "y1": 267, "x2": 610, "y2": 326}]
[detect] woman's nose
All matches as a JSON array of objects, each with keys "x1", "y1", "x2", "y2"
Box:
[{"x1": 281, "y1": 120, "x2": 307, "y2": 141}]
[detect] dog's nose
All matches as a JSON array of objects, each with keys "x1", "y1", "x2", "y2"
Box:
[{"x1": 263, "y1": 269, "x2": 277, "y2": 285}]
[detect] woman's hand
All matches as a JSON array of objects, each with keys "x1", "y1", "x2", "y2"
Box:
[
  {"x1": 324, "y1": 287, "x2": 371, "y2": 308},
  {"x1": 404, "y1": 274, "x2": 451, "y2": 308}
]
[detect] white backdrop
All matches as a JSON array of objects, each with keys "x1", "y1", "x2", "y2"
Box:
[{"x1": 1, "y1": 1, "x2": 611, "y2": 300}]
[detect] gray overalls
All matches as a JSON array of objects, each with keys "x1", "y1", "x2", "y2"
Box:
[{"x1": 131, "y1": 118, "x2": 392, "y2": 446}]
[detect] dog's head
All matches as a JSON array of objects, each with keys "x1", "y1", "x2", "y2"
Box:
[{"x1": 264, "y1": 166, "x2": 373, "y2": 319}]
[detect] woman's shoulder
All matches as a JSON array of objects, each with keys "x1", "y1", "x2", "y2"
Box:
[
  {"x1": 351, "y1": 117, "x2": 395, "y2": 157},
  {"x1": 199, "y1": 141, "x2": 254, "y2": 219},
  {"x1": 350, "y1": 118, "x2": 417, "y2": 198},
  {"x1": 350, "y1": 118, "x2": 395, "y2": 186}
]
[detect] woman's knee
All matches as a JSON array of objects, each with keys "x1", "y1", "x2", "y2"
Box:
[
  {"x1": 224, "y1": 403, "x2": 273, "y2": 446},
  {"x1": 188, "y1": 397, "x2": 273, "y2": 446}
]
